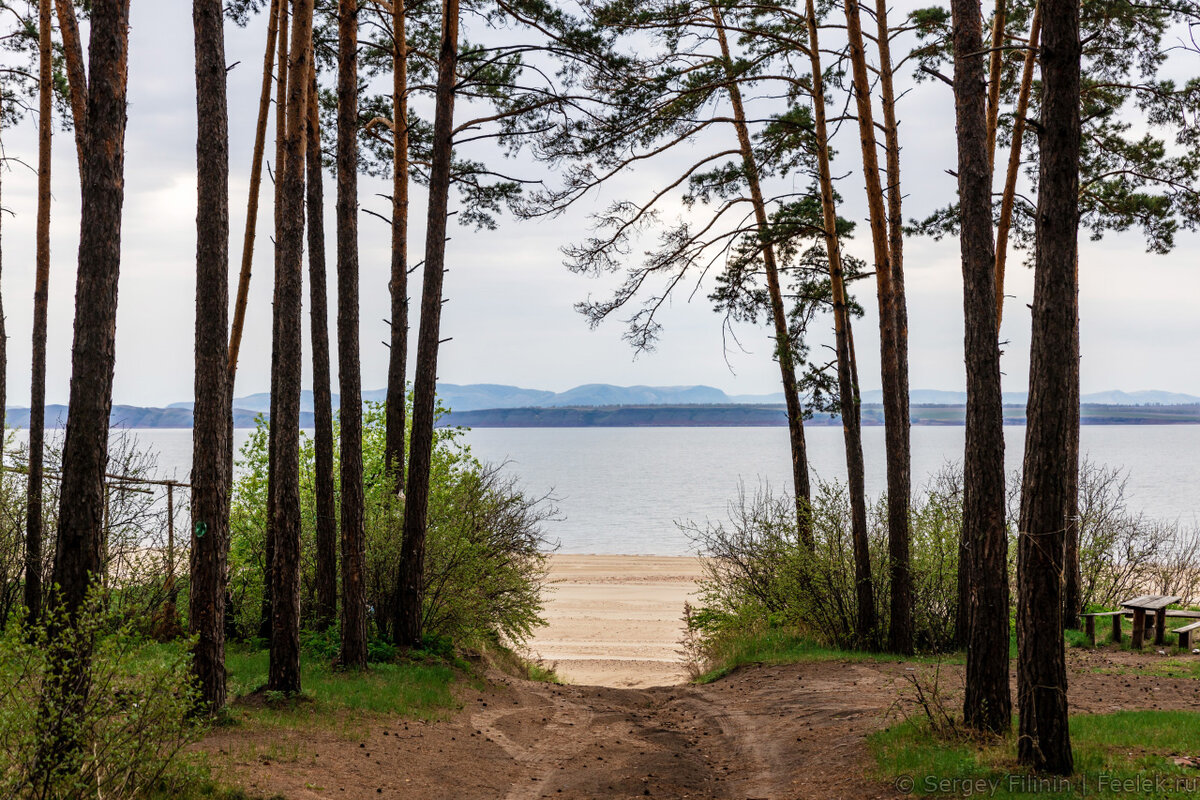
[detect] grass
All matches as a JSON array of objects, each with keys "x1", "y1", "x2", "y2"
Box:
[
  {"x1": 224, "y1": 645, "x2": 459, "y2": 720},
  {"x1": 872, "y1": 711, "x2": 1200, "y2": 798},
  {"x1": 137, "y1": 639, "x2": 466, "y2": 799},
  {"x1": 692, "y1": 626, "x2": 967, "y2": 684}
]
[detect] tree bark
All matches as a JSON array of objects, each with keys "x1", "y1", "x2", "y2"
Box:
[
  {"x1": 261, "y1": 0, "x2": 290, "y2": 643},
  {"x1": 229, "y1": 0, "x2": 282, "y2": 378},
  {"x1": 1063, "y1": 259, "x2": 1081, "y2": 629},
  {"x1": 26, "y1": 0, "x2": 54, "y2": 625},
  {"x1": 805, "y1": 0, "x2": 873, "y2": 640},
  {"x1": 191, "y1": 0, "x2": 233, "y2": 713},
  {"x1": 873, "y1": 0, "x2": 914, "y2": 656},
  {"x1": 35, "y1": 0, "x2": 130, "y2": 778},
  {"x1": 985, "y1": 0, "x2": 1007, "y2": 170},
  {"x1": 1016, "y1": 0, "x2": 1079, "y2": 773},
  {"x1": 267, "y1": 0, "x2": 313, "y2": 695},
  {"x1": 711, "y1": 3, "x2": 812, "y2": 543},
  {"x1": 995, "y1": 4, "x2": 1041, "y2": 325},
  {"x1": 0, "y1": 121, "x2": 4, "y2": 461},
  {"x1": 337, "y1": 0, "x2": 368, "y2": 668},
  {"x1": 385, "y1": 0, "x2": 410, "y2": 485},
  {"x1": 953, "y1": 0, "x2": 1012, "y2": 735},
  {"x1": 53, "y1": 0, "x2": 87, "y2": 167},
  {"x1": 306, "y1": 58, "x2": 338, "y2": 634},
  {"x1": 394, "y1": 0, "x2": 460, "y2": 648},
  {"x1": 843, "y1": 0, "x2": 912, "y2": 653}
]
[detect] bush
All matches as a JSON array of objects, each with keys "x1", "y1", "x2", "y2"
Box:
[
  {"x1": 0, "y1": 603, "x2": 199, "y2": 799},
  {"x1": 0, "y1": 430, "x2": 187, "y2": 634},
  {"x1": 1077, "y1": 460, "x2": 1200, "y2": 609},
  {"x1": 682, "y1": 467, "x2": 966, "y2": 660},
  {"x1": 227, "y1": 400, "x2": 554, "y2": 651}
]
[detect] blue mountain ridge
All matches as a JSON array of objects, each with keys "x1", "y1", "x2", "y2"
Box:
[{"x1": 11, "y1": 384, "x2": 1199, "y2": 428}]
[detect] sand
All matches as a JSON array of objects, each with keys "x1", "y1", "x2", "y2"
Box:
[{"x1": 524, "y1": 553, "x2": 705, "y2": 687}]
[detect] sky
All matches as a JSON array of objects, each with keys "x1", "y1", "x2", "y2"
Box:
[{"x1": 1, "y1": 2, "x2": 1198, "y2": 409}]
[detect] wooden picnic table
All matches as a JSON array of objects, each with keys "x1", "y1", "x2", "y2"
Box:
[{"x1": 1121, "y1": 595, "x2": 1181, "y2": 649}]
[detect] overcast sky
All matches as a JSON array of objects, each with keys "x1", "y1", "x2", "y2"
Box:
[{"x1": 1, "y1": 2, "x2": 1197, "y2": 409}]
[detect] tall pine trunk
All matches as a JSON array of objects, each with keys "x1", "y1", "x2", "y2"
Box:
[
  {"x1": 25, "y1": 0, "x2": 54, "y2": 625},
  {"x1": 261, "y1": 0, "x2": 290, "y2": 642},
  {"x1": 267, "y1": 0, "x2": 313, "y2": 695},
  {"x1": 191, "y1": 0, "x2": 233, "y2": 713},
  {"x1": 712, "y1": 4, "x2": 812, "y2": 542},
  {"x1": 385, "y1": 0, "x2": 409, "y2": 484},
  {"x1": 873, "y1": 0, "x2": 914, "y2": 655},
  {"x1": 306, "y1": 59, "x2": 338, "y2": 633},
  {"x1": 394, "y1": 0, "x2": 460, "y2": 648},
  {"x1": 1016, "y1": 0, "x2": 1079, "y2": 772},
  {"x1": 34, "y1": 0, "x2": 130, "y2": 779},
  {"x1": 842, "y1": 0, "x2": 912, "y2": 652},
  {"x1": 337, "y1": 0, "x2": 368, "y2": 668},
  {"x1": 0, "y1": 120, "x2": 5, "y2": 461},
  {"x1": 995, "y1": 4, "x2": 1041, "y2": 325},
  {"x1": 229, "y1": 0, "x2": 282, "y2": 376},
  {"x1": 1063, "y1": 273, "x2": 1081, "y2": 629},
  {"x1": 53, "y1": 0, "x2": 87, "y2": 166},
  {"x1": 953, "y1": 0, "x2": 1011, "y2": 735},
  {"x1": 805, "y1": 0, "x2": 873, "y2": 641}
]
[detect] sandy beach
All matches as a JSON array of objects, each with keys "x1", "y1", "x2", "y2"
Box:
[{"x1": 525, "y1": 554, "x2": 705, "y2": 687}]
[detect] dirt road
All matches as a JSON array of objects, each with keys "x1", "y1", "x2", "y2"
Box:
[
  {"x1": 204, "y1": 649, "x2": 1200, "y2": 800},
  {"x1": 206, "y1": 659, "x2": 907, "y2": 800}
]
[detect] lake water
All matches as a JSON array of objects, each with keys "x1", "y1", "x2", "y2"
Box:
[{"x1": 9, "y1": 425, "x2": 1200, "y2": 555}]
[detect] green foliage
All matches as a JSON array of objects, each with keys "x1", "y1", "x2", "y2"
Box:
[
  {"x1": 681, "y1": 467, "x2": 966, "y2": 663},
  {"x1": 908, "y1": 0, "x2": 1200, "y2": 257},
  {"x1": 228, "y1": 400, "x2": 554, "y2": 650},
  {"x1": 872, "y1": 711, "x2": 1200, "y2": 798},
  {"x1": 1075, "y1": 460, "x2": 1200, "y2": 610},
  {"x1": 0, "y1": 430, "x2": 186, "y2": 633},
  {"x1": 0, "y1": 604, "x2": 200, "y2": 799}
]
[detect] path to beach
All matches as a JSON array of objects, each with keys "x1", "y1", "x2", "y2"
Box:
[{"x1": 525, "y1": 554, "x2": 705, "y2": 687}]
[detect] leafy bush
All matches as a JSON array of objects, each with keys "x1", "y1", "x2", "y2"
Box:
[
  {"x1": 0, "y1": 603, "x2": 199, "y2": 799},
  {"x1": 682, "y1": 467, "x2": 965, "y2": 660},
  {"x1": 1077, "y1": 460, "x2": 1200, "y2": 609},
  {"x1": 0, "y1": 430, "x2": 187, "y2": 633},
  {"x1": 227, "y1": 400, "x2": 554, "y2": 650}
]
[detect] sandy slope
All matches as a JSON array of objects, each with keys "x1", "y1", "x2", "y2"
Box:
[{"x1": 524, "y1": 554, "x2": 705, "y2": 687}]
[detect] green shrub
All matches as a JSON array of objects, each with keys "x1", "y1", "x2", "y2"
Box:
[
  {"x1": 682, "y1": 466, "x2": 965, "y2": 661},
  {"x1": 228, "y1": 399, "x2": 554, "y2": 650},
  {"x1": 0, "y1": 603, "x2": 200, "y2": 799}
]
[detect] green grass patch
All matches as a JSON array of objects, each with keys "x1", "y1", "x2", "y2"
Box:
[
  {"x1": 872, "y1": 711, "x2": 1200, "y2": 797},
  {"x1": 693, "y1": 626, "x2": 966, "y2": 684},
  {"x1": 1091, "y1": 657, "x2": 1200, "y2": 680},
  {"x1": 224, "y1": 645, "x2": 459, "y2": 720}
]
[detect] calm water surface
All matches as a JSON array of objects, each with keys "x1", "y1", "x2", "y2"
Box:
[{"x1": 10, "y1": 425, "x2": 1199, "y2": 555}]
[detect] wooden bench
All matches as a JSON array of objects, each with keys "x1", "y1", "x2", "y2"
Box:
[
  {"x1": 1082, "y1": 611, "x2": 1126, "y2": 646},
  {"x1": 1175, "y1": 622, "x2": 1200, "y2": 650},
  {"x1": 1082, "y1": 608, "x2": 1200, "y2": 647},
  {"x1": 1122, "y1": 595, "x2": 1182, "y2": 648}
]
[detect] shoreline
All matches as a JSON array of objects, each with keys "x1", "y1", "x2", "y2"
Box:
[{"x1": 526, "y1": 554, "x2": 705, "y2": 688}]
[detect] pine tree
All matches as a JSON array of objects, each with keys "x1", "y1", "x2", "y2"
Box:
[
  {"x1": 267, "y1": 0, "x2": 315, "y2": 695},
  {"x1": 191, "y1": 0, "x2": 234, "y2": 713},
  {"x1": 951, "y1": 0, "x2": 1010, "y2": 735},
  {"x1": 336, "y1": 0, "x2": 368, "y2": 668},
  {"x1": 33, "y1": 0, "x2": 132, "y2": 781},
  {"x1": 1016, "y1": 0, "x2": 1079, "y2": 772}
]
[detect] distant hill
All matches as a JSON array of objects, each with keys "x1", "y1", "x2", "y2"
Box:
[
  {"x1": 6, "y1": 405, "x2": 313, "y2": 430},
  {"x1": 11, "y1": 383, "x2": 1200, "y2": 429},
  {"x1": 174, "y1": 383, "x2": 1200, "y2": 415},
  {"x1": 859, "y1": 389, "x2": 1200, "y2": 406},
  {"x1": 443, "y1": 403, "x2": 1200, "y2": 428}
]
